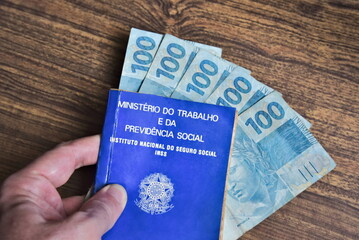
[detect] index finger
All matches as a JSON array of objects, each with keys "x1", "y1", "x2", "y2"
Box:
[{"x1": 17, "y1": 135, "x2": 100, "y2": 188}]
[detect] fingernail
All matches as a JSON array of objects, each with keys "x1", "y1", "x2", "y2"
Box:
[
  {"x1": 101, "y1": 185, "x2": 111, "y2": 192},
  {"x1": 104, "y1": 184, "x2": 127, "y2": 205}
]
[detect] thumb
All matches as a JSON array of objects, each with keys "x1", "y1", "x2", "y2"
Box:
[{"x1": 68, "y1": 184, "x2": 127, "y2": 239}]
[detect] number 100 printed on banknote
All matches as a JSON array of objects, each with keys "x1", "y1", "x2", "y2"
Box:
[
  {"x1": 223, "y1": 92, "x2": 336, "y2": 239},
  {"x1": 139, "y1": 34, "x2": 222, "y2": 97},
  {"x1": 119, "y1": 28, "x2": 163, "y2": 92}
]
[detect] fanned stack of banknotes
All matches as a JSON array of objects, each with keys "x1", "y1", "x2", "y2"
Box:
[{"x1": 118, "y1": 28, "x2": 336, "y2": 239}]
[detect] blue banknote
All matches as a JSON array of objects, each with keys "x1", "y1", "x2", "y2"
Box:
[
  {"x1": 271, "y1": 92, "x2": 312, "y2": 129},
  {"x1": 171, "y1": 50, "x2": 250, "y2": 102},
  {"x1": 206, "y1": 69, "x2": 273, "y2": 114},
  {"x1": 205, "y1": 71, "x2": 311, "y2": 129},
  {"x1": 119, "y1": 28, "x2": 163, "y2": 92},
  {"x1": 222, "y1": 91, "x2": 336, "y2": 239},
  {"x1": 138, "y1": 34, "x2": 222, "y2": 97}
]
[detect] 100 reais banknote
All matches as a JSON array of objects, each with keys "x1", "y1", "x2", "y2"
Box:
[
  {"x1": 118, "y1": 28, "x2": 335, "y2": 240},
  {"x1": 139, "y1": 34, "x2": 222, "y2": 97},
  {"x1": 171, "y1": 49, "x2": 250, "y2": 102}
]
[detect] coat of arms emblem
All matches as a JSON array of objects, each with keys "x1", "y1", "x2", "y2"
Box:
[{"x1": 135, "y1": 173, "x2": 174, "y2": 215}]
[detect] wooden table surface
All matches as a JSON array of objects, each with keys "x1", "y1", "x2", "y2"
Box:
[{"x1": 1, "y1": 0, "x2": 358, "y2": 239}]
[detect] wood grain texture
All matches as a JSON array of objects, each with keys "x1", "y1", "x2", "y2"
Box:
[{"x1": 0, "y1": 0, "x2": 358, "y2": 239}]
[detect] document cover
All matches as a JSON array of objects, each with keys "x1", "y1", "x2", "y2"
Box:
[{"x1": 94, "y1": 90, "x2": 237, "y2": 240}]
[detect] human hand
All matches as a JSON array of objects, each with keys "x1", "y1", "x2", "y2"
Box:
[{"x1": 0, "y1": 135, "x2": 127, "y2": 240}]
